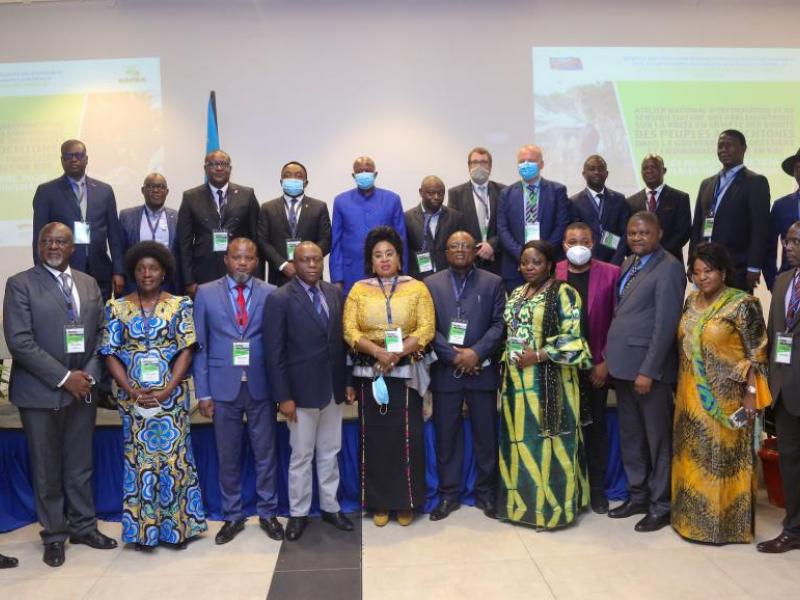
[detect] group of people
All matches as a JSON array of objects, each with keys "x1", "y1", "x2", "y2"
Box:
[{"x1": 1, "y1": 129, "x2": 799, "y2": 570}]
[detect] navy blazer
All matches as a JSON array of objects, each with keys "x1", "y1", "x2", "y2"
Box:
[
  {"x1": 193, "y1": 276, "x2": 275, "y2": 402},
  {"x1": 569, "y1": 188, "x2": 630, "y2": 265},
  {"x1": 497, "y1": 178, "x2": 569, "y2": 284},
  {"x1": 264, "y1": 279, "x2": 349, "y2": 409},
  {"x1": 765, "y1": 190, "x2": 800, "y2": 290},
  {"x1": 119, "y1": 205, "x2": 182, "y2": 293},
  {"x1": 32, "y1": 174, "x2": 124, "y2": 287},
  {"x1": 424, "y1": 268, "x2": 506, "y2": 393}
]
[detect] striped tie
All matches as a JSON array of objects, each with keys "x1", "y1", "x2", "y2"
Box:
[
  {"x1": 621, "y1": 257, "x2": 642, "y2": 296},
  {"x1": 786, "y1": 271, "x2": 800, "y2": 329},
  {"x1": 525, "y1": 185, "x2": 539, "y2": 223}
]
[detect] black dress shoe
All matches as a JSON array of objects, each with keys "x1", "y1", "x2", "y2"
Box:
[
  {"x1": 215, "y1": 519, "x2": 246, "y2": 545},
  {"x1": 321, "y1": 511, "x2": 354, "y2": 531},
  {"x1": 608, "y1": 500, "x2": 648, "y2": 519},
  {"x1": 134, "y1": 543, "x2": 154, "y2": 553},
  {"x1": 429, "y1": 500, "x2": 461, "y2": 522},
  {"x1": 69, "y1": 529, "x2": 118, "y2": 549},
  {"x1": 634, "y1": 512, "x2": 671, "y2": 532},
  {"x1": 260, "y1": 517, "x2": 285, "y2": 541},
  {"x1": 43, "y1": 542, "x2": 65, "y2": 567},
  {"x1": 757, "y1": 532, "x2": 800, "y2": 554},
  {"x1": 0, "y1": 553, "x2": 19, "y2": 568},
  {"x1": 590, "y1": 493, "x2": 609, "y2": 515},
  {"x1": 286, "y1": 517, "x2": 308, "y2": 541},
  {"x1": 475, "y1": 500, "x2": 498, "y2": 519}
]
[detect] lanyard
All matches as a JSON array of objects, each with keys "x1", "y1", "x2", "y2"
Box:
[
  {"x1": 144, "y1": 208, "x2": 164, "y2": 241},
  {"x1": 449, "y1": 269, "x2": 473, "y2": 319},
  {"x1": 138, "y1": 290, "x2": 162, "y2": 350},
  {"x1": 377, "y1": 276, "x2": 399, "y2": 325}
]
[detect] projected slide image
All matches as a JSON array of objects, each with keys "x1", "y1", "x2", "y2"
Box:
[
  {"x1": 533, "y1": 48, "x2": 800, "y2": 199},
  {"x1": 0, "y1": 57, "x2": 162, "y2": 246}
]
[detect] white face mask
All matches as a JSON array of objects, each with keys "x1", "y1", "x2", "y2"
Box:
[{"x1": 566, "y1": 245, "x2": 592, "y2": 266}]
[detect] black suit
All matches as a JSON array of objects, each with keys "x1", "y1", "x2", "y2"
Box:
[
  {"x1": 689, "y1": 166, "x2": 770, "y2": 290},
  {"x1": 404, "y1": 205, "x2": 464, "y2": 280},
  {"x1": 177, "y1": 182, "x2": 260, "y2": 287},
  {"x1": 626, "y1": 185, "x2": 691, "y2": 263},
  {"x1": 447, "y1": 180, "x2": 505, "y2": 275},
  {"x1": 569, "y1": 188, "x2": 630, "y2": 265},
  {"x1": 257, "y1": 195, "x2": 332, "y2": 286}
]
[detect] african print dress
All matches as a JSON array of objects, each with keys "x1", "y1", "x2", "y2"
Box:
[
  {"x1": 100, "y1": 295, "x2": 207, "y2": 546},
  {"x1": 498, "y1": 281, "x2": 592, "y2": 529},
  {"x1": 672, "y1": 290, "x2": 771, "y2": 544}
]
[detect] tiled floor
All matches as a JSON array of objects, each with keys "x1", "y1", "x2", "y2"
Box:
[{"x1": 2, "y1": 494, "x2": 799, "y2": 599}]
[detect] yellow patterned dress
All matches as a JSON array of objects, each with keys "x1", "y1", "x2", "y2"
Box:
[
  {"x1": 498, "y1": 281, "x2": 592, "y2": 529},
  {"x1": 672, "y1": 290, "x2": 771, "y2": 544}
]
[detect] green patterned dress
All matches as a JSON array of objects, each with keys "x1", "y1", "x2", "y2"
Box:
[{"x1": 498, "y1": 281, "x2": 592, "y2": 529}]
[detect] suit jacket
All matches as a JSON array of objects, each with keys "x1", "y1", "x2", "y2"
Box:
[
  {"x1": 497, "y1": 178, "x2": 570, "y2": 284},
  {"x1": 765, "y1": 190, "x2": 799, "y2": 290},
  {"x1": 626, "y1": 185, "x2": 691, "y2": 263},
  {"x1": 177, "y1": 182, "x2": 260, "y2": 287},
  {"x1": 3, "y1": 265, "x2": 103, "y2": 409},
  {"x1": 264, "y1": 279, "x2": 349, "y2": 409},
  {"x1": 118, "y1": 205, "x2": 181, "y2": 293},
  {"x1": 192, "y1": 276, "x2": 275, "y2": 402},
  {"x1": 689, "y1": 167, "x2": 770, "y2": 290},
  {"x1": 555, "y1": 259, "x2": 620, "y2": 365},
  {"x1": 32, "y1": 175, "x2": 124, "y2": 287},
  {"x1": 424, "y1": 268, "x2": 505, "y2": 393},
  {"x1": 605, "y1": 247, "x2": 685, "y2": 383},
  {"x1": 404, "y1": 205, "x2": 465, "y2": 280},
  {"x1": 447, "y1": 180, "x2": 506, "y2": 275},
  {"x1": 767, "y1": 268, "x2": 800, "y2": 416},
  {"x1": 569, "y1": 188, "x2": 630, "y2": 266},
  {"x1": 257, "y1": 195, "x2": 332, "y2": 286}
]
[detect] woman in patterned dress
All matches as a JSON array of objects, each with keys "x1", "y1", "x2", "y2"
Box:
[
  {"x1": 672, "y1": 242, "x2": 771, "y2": 544},
  {"x1": 498, "y1": 240, "x2": 592, "y2": 529},
  {"x1": 101, "y1": 241, "x2": 207, "y2": 551}
]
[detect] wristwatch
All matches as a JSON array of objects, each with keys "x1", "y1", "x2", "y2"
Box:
[{"x1": 746, "y1": 385, "x2": 757, "y2": 394}]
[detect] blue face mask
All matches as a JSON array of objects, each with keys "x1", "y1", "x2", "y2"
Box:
[
  {"x1": 354, "y1": 171, "x2": 376, "y2": 190},
  {"x1": 372, "y1": 375, "x2": 389, "y2": 410},
  {"x1": 518, "y1": 161, "x2": 540, "y2": 181},
  {"x1": 281, "y1": 178, "x2": 305, "y2": 197}
]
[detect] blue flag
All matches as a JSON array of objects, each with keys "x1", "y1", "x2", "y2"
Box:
[{"x1": 206, "y1": 90, "x2": 220, "y2": 154}]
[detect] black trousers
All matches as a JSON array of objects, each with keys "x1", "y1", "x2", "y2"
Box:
[
  {"x1": 433, "y1": 389, "x2": 498, "y2": 505},
  {"x1": 776, "y1": 397, "x2": 800, "y2": 537},
  {"x1": 584, "y1": 384, "x2": 609, "y2": 497}
]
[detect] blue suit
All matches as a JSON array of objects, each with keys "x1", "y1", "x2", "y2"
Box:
[
  {"x1": 765, "y1": 190, "x2": 800, "y2": 290},
  {"x1": 569, "y1": 188, "x2": 630, "y2": 265},
  {"x1": 330, "y1": 187, "x2": 407, "y2": 294},
  {"x1": 497, "y1": 179, "x2": 569, "y2": 290},
  {"x1": 32, "y1": 174, "x2": 124, "y2": 298},
  {"x1": 193, "y1": 276, "x2": 278, "y2": 521},
  {"x1": 118, "y1": 205, "x2": 182, "y2": 294},
  {"x1": 424, "y1": 267, "x2": 506, "y2": 506}
]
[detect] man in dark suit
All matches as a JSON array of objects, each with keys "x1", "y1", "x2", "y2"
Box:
[
  {"x1": 257, "y1": 161, "x2": 332, "y2": 286},
  {"x1": 405, "y1": 176, "x2": 464, "y2": 280},
  {"x1": 424, "y1": 231, "x2": 505, "y2": 521},
  {"x1": 760, "y1": 220, "x2": 800, "y2": 553},
  {"x1": 4, "y1": 222, "x2": 117, "y2": 567},
  {"x1": 447, "y1": 147, "x2": 505, "y2": 275},
  {"x1": 177, "y1": 150, "x2": 260, "y2": 297},
  {"x1": 194, "y1": 238, "x2": 284, "y2": 545},
  {"x1": 605, "y1": 212, "x2": 685, "y2": 532},
  {"x1": 118, "y1": 173, "x2": 181, "y2": 293},
  {"x1": 265, "y1": 242, "x2": 355, "y2": 541},
  {"x1": 765, "y1": 148, "x2": 800, "y2": 290},
  {"x1": 569, "y1": 154, "x2": 630, "y2": 266},
  {"x1": 32, "y1": 139, "x2": 125, "y2": 300},
  {"x1": 497, "y1": 144, "x2": 570, "y2": 292},
  {"x1": 626, "y1": 154, "x2": 691, "y2": 263},
  {"x1": 689, "y1": 129, "x2": 770, "y2": 292}
]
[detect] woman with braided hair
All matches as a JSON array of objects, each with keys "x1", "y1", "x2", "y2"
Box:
[{"x1": 497, "y1": 240, "x2": 592, "y2": 529}]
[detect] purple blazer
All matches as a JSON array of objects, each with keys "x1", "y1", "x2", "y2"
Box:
[{"x1": 556, "y1": 259, "x2": 619, "y2": 365}]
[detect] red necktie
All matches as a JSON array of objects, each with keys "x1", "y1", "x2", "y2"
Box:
[
  {"x1": 648, "y1": 190, "x2": 657, "y2": 212},
  {"x1": 236, "y1": 284, "x2": 248, "y2": 328}
]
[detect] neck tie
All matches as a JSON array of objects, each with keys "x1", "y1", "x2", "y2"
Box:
[
  {"x1": 59, "y1": 272, "x2": 77, "y2": 320},
  {"x1": 288, "y1": 198, "x2": 299, "y2": 235},
  {"x1": 621, "y1": 257, "x2": 642, "y2": 296},
  {"x1": 594, "y1": 192, "x2": 604, "y2": 216},
  {"x1": 525, "y1": 185, "x2": 539, "y2": 223},
  {"x1": 217, "y1": 189, "x2": 226, "y2": 218},
  {"x1": 648, "y1": 190, "x2": 657, "y2": 212},
  {"x1": 474, "y1": 185, "x2": 489, "y2": 231},
  {"x1": 422, "y1": 212, "x2": 435, "y2": 252},
  {"x1": 786, "y1": 271, "x2": 800, "y2": 329},
  {"x1": 235, "y1": 284, "x2": 248, "y2": 328},
  {"x1": 309, "y1": 285, "x2": 329, "y2": 326},
  {"x1": 74, "y1": 181, "x2": 86, "y2": 219}
]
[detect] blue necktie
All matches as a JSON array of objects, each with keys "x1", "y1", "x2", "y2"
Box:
[
  {"x1": 310, "y1": 285, "x2": 328, "y2": 326},
  {"x1": 288, "y1": 198, "x2": 298, "y2": 235}
]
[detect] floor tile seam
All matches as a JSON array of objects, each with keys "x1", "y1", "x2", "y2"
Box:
[{"x1": 514, "y1": 526, "x2": 559, "y2": 600}]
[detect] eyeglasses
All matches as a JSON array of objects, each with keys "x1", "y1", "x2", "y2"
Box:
[
  {"x1": 61, "y1": 152, "x2": 86, "y2": 161},
  {"x1": 468, "y1": 159, "x2": 490, "y2": 166},
  {"x1": 144, "y1": 183, "x2": 167, "y2": 191},
  {"x1": 40, "y1": 238, "x2": 70, "y2": 248},
  {"x1": 205, "y1": 161, "x2": 231, "y2": 169},
  {"x1": 446, "y1": 243, "x2": 475, "y2": 251},
  {"x1": 783, "y1": 238, "x2": 800, "y2": 248}
]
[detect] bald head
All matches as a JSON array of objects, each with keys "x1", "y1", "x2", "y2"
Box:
[
  {"x1": 294, "y1": 241, "x2": 324, "y2": 285},
  {"x1": 353, "y1": 156, "x2": 375, "y2": 172},
  {"x1": 419, "y1": 175, "x2": 445, "y2": 214}
]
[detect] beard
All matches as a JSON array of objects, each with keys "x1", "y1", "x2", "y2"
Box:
[{"x1": 230, "y1": 272, "x2": 250, "y2": 284}]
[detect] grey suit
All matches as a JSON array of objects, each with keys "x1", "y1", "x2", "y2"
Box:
[
  {"x1": 606, "y1": 247, "x2": 685, "y2": 516},
  {"x1": 767, "y1": 268, "x2": 800, "y2": 536},
  {"x1": 3, "y1": 265, "x2": 104, "y2": 543}
]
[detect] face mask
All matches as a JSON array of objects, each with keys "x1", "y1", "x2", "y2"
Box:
[
  {"x1": 372, "y1": 375, "x2": 389, "y2": 408},
  {"x1": 566, "y1": 245, "x2": 592, "y2": 266},
  {"x1": 470, "y1": 166, "x2": 490, "y2": 185},
  {"x1": 281, "y1": 178, "x2": 304, "y2": 197},
  {"x1": 354, "y1": 171, "x2": 376, "y2": 190},
  {"x1": 518, "y1": 161, "x2": 540, "y2": 181}
]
